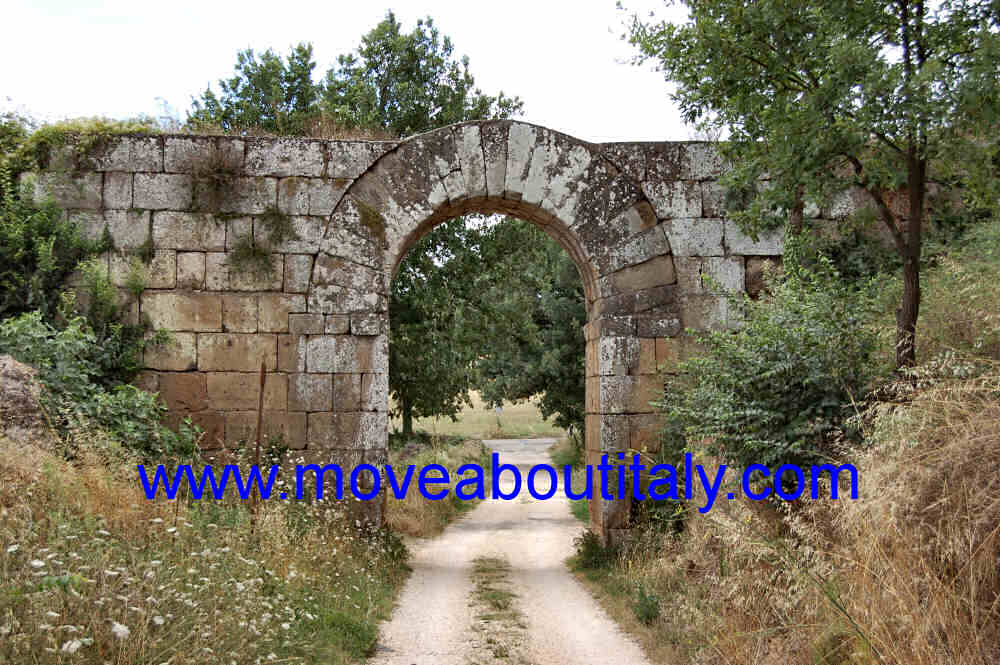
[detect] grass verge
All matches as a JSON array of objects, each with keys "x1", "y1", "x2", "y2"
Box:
[{"x1": 468, "y1": 556, "x2": 528, "y2": 664}]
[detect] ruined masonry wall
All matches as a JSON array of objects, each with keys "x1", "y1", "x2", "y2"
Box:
[{"x1": 32, "y1": 121, "x2": 857, "y2": 538}]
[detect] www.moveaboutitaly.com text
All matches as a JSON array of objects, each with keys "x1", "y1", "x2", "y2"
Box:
[{"x1": 138, "y1": 453, "x2": 858, "y2": 513}]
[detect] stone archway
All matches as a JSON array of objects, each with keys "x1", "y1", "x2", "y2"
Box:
[{"x1": 306, "y1": 120, "x2": 681, "y2": 541}]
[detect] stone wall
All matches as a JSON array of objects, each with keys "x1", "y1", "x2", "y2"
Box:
[{"x1": 32, "y1": 120, "x2": 854, "y2": 540}]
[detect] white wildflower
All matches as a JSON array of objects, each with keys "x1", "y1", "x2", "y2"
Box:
[
  {"x1": 30, "y1": 560, "x2": 45, "y2": 568},
  {"x1": 6, "y1": 544, "x2": 18, "y2": 553},
  {"x1": 110, "y1": 622, "x2": 130, "y2": 640},
  {"x1": 152, "y1": 616, "x2": 165, "y2": 626},
  {"x1": 61, "y1": 639, "x2": 83, "y2": 654}
]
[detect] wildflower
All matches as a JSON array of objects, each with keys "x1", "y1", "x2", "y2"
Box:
[
  {"x1": 153, "y1": 616, "x2": 165, "y2": 626},
  {"x1": 30, "y1": 560, "x2": 45, "y2": 568},
  {"x1": 46, "y1": 611, "x2": 60, "y2": 618},
  {"x1": 6, "y1": 544, "x2": 18, "y2": 553},
  {"x1": 111, "y1": 622, "x2": 130, "y2": 640}
]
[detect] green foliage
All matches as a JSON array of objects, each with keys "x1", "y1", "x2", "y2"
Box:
[
  {"x1": 189, "y1": 43, "x2": 320, "y2": 135},
  {"x1": 571, "y1": 530, "x2": 614, "y2": 570},
  {"x1": 657, "y1": 245, "x2": 880, "y2": 475},
  {"x1": 632, "y1": 586, "x2": 662, "y2": 626},
  {"x1": 321, "y1": 11, "x2": 522, "y2": 136},
  {"x1": 623, "y1": 0, "x2": 1000, "y2": 366},
  {"x1": 224, "y1": 207, "x2": 298, "y2": 278},
  {"x1": 0, "y1": 312, "x2": 196, "y2": 460},
  {"x1": 18, "y1": 116, "x2": 159, "y2": 172},
  {"x1": 0, "y1": 171, "x2": 94, "y2": 321}
]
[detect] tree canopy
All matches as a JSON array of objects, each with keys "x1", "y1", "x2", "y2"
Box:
[{"x1": 624, "y1": 0, "x2": 1000, "y2": 367}]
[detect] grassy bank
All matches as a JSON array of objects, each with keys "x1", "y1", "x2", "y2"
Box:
[
  {"x1": 0, "y1": 435, "x2": 409, "y2": 665},
  {"x1": 570, "y1": 223, "x2": 1000, "y2": 665},
  {"x1": 390, "y1": 392, "x2": 567, "y2": 440}
]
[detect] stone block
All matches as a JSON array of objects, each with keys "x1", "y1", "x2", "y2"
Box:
[
  {"x1": 325, "y1": 315, "x2": 350, "y2": 334},
  {"x1": 104, "y1": 209, "x2": 152, "y2": 251},
  {"x1": 67, "y1": 210, "x2": 105, "y2": 242},
  {"x1": 197, "y1": 333, "x2": 277, "y2": 372},
  {"x1": 103, "y1": 172, "x2": 132, "y2": 209},
  {"x1": 143, "y1": 292, "x2": 222, "y2": 332},
  {"x1": 636, "y1": 314, "x2": 683, "y2": 338},
  {"x1": 277, "y1": 335, "x2": 307, "y2": 373},
  {"x1": 454, "y1": 124, "x2": 488, "y2": 200},
  {"x1": 133, "y1": 370, "x2": 159, "y2": 394},
  {"x1": 225, "y1": 217, "x2": 253, "y2": 250},
  {"x1": 246, "y1": 138, "x2": 325, "y2": 177},
  {"x1": 254, "y1": 215, "x2": 325, "y2": 253},
  {"x1": 228, "y1": 254, "x2": 284, "y2": 292},
  {"x1": 289, "y1": 313, "x2": 325, "y2": 335},
  {"x1": 679, "y1": 143, "x2": 725, "y2": 180},
  {"x1": 176, "y1": 252, "x2": 206, "y2": 289},
  {"x1": 307, "y1": 284, "x2": 385, "y2": 315},
  {"x1": 205, "y1": 253, "x2": 228, "y2": 290},
  {"x1": 600, "y1": 415, "x2": 630, "y2": 453},
  {"x1": 158, "y1": 372, "x2": 208, "y2": 412},
  {"x1": 222, "y1": 294, "x2": 258, "y2": 333},
  {"x1": 133, "y1": 173, "x2": 193, "y2": 210},
  {"x1": 665, "y1": 218, "x2": 725, "y2": 256},
  {"x1": 597, "y1": 337, "x2": 639, "y2": 376},
  {"x1": 481, "y1": 122, "x2": 509, "y2": 198},
  {"x1": 284, "y1": 254, "x2": 314, "y2": 294},
  {"x1": 152, "y1": 211, "x2": 226, "y2": 251},
  {"x1": 181, "y1": 411, "x2": 225, "y2": 450},
  {"x1": 110, "y1": 250, "x2": 175, "y2": 290},
  {"x1": 34, "y1": 172, "x2": 102, "y2": 209},
  {"x1": 306, "y1": 335, "x2": 337, "y2": 372},
  {"x1": 682, "y1": 295, "x2": 735, "y2": 331},
  {"x1": 216, "y1": 177, "x2": 277, "y2": 215},
  {"x1": 89, "y1": 136, "x2": 162, "y2": 172},
  {"x1": 629, "y1": 413, "x2": 661, "y2": 453},
  {"x1": 289, "y1": 373, "x2": 333, "y2": 412},
  {"x1": 601, "y1": 255, "x2": 676, "y2": 295},
  {"x1": 701, "y1": 181, "x2": 727, "y2": 217},
  {"x1": 361, "y1": 372, "x2": 388, "y2": 411},
  {"x1": 277, "y1": 177, "x2": 310, "y2": 214},
  {"x1": 333, "y1": 336, "x2": 375, "y2": 373},
  {"x1": 144, "y1": 332, "x2": 197, "y2": 371},
  {"x1": 642, "y1": 180, "x2": 701, "y2": 219},
  {"x1": 602, "y1": 224, "x2": 670, "y2": 275},
  {"x1": 259, "y1": 293, "x2": 307, "y2": 333},
  {"x1": 307, "y1": 178, "x2": 351, "y2": 215},
  {"x1": 724, "y1": 221, "x2": 785, "y2": 255},
  {"x1": 308, "y1": 411, "x2": 361, "y2": 448},
  {"x1": 333, "y1": 373, "x2": 362, "y2": 412},
  {"x1": 224, "y1": 410, "x2": 307, "y2": 449},
  {"x1": 631, "y1": 375, "x2": 662, "y2": 414},
  {"x1": 327, "y1": 142, "x2": 386, "y2": 179},
  {"x1": 350, "y1": 313, "x2": 383, "y2": 336},
  {"x1": 674, "y1": 256, "x2": 745, "y2": 295},
  {"x1": 206, "y1": 372, "x2": 287, "y2": 411},
  {"x1": 599, "y1": 375, "x2": 639, "y2": 414},
  {"x1": 636, "y1": 338, "x2": 657, "y2": 376},
  {"x1": 313, "y1": 255, "x2": 385, "y2": 294}
]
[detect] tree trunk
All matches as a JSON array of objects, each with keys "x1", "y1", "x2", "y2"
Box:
[
  {"x1": 401, "y1": 399, "x2": 414, "y2": 440},
  {"x1": 789, "y1": 184, "x2": 805, "y2": 235},
  {"x1": 896, "y1": 151, "x2": 926, "y2": 369}
]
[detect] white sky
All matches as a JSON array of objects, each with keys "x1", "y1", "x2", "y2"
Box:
[{"x1": 1, "y1": 0, "x2": 692, "y2": 143}]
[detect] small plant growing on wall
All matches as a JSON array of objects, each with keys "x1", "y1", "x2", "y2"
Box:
[{"x1": 226, "y1": 206, "x2": 299, "y2": 278}]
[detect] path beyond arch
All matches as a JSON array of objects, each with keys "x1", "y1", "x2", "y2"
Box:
[{"x1": 371, "y1": 438, "x2": 653, "y2": 665}]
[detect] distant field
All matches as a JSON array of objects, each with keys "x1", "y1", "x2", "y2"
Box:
[{"x1": 390, "y1": 392, "x2": 567, "y2": 439}]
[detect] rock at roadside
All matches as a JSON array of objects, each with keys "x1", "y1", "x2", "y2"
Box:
[{"x1": 0, "y1": 354, "x2": 58, "y2": 449}]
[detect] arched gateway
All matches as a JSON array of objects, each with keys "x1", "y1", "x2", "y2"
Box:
[{"x1": 35, "y1": 120, "x2": 787, "y2": 542}]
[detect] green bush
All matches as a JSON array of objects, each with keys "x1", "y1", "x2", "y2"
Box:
[
  {"x1": 657, "y1": 241, "x2": 880, "y2": 475},
  {"x1": 0, "y1": 311, "x2": 197, "y2": 460}
]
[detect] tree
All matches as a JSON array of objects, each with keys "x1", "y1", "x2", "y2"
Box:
[
  {"x1": 188, "y1": 43, "x2": 319, "y2": 135},
  {"x1": 473, "y1": 221, "x2": 587, "y2": 436},
  {"x1": 321, "y1": 11, "x2": 521, "y2": 136},
  {"x1": 625, "y1": 0, "x2": 1000, "y2": 367}
]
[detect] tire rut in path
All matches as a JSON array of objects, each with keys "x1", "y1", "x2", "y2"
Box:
[{"x1": 369, "y1": 438, "x2": 652, "y2": 665}]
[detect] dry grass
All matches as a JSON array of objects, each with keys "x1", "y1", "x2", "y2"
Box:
[
  {"x1": 0, "y1": 435, "x2": 409, "y2": 664},
  {"x1": 384, "y1": 438, "x2": 491, "y2": 538},
  {"x1": 390, "y1": 392, "x2": 567, "y2": 440}
]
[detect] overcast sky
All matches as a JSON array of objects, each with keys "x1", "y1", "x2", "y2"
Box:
[{"x1": 2, "y1": 0, "x2": 692, "y2": 143}]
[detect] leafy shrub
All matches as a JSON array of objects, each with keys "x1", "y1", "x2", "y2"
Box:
[
  {"x1": 632, "y1": 586, "x2": 662, "y2": 625},
  {"x1": 0, "y1": 171, "x2": 96, "y2": 321},
  {"x1": 0, "y1": 311, "x2": 196, "y2": 460},
  {"x1": 572, "y1": 529, "x2": 614, "y2": 570},
  {"x1": 657, "y1": 242, "x2": 880, "y2": 475}
]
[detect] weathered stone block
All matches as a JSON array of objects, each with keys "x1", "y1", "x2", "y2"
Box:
[
  {"x1": 629, "y1": 413, "x2": 661, "y2": 453},
  {"x1": 67, "y1": 210, "x2": 105, "y2": 242},
  {"x1": 602, "y1": 255, "x2": 676, "y2": 295},
  {"x1": 361, "y1": 372, "x2": 388, "y2": 412},
  {"x1": 289, "y1": 373, "x2": 333, "y2": 411},
  {"x1": 679, "y1": 143, "x2": 725, "y2": 180},
  {"x1": 313, "y1": 254, "x2": 386, "y2": 294},
  {"x1": 144, "y1": 332, "x2": 197, "y2": 371},
  {"x1": 636, "y1": 314, "x2": 683, "y2": 338},
  {"x1": 674, "y1": 256, "x2": 745, "y2": 294},
  {"x1": 701, "y1": 181, "x2": 728, "y2": 217},
  {"x1": 636, "y1": 338, "x2": 657, "y2": 376},
  {"x1": 350, "y1": 313, "x2": 383, "y2": 336},
  {"x1": 133, "y1": 173, "x2": 193, "y2": 210},
  {"x1": 143, "y1": 292, "x2": 222, "y2": 332},
  {"x1": 152, "y1": 211, "x2": 226, "y2": 251},
  {"x1": 216, "y1": 177, "x2": 277, "y2": 214},
  {"x1": 284, "y1": 254, "x2": 313, "y2": 294},
  {"x1": 665, "y1": 218, "x2": 725, "y2": 256},
  {"x1": 158, "y1": 372, "x2": 207, "y2": 412},
  {"x1": 103, "y1": 172, "x2": 132, "y2": 209},
  {"x1": 601, "y1": 224, "x2": 670, "y2": 275},
  {"x1": 257, "y1": 293, "x2": 306, "y2": 333},
  {"x1": 110, "y1": 250, "x2": 175, "y2": 290},
  {"x1": 222, "y1": 294, "x2": 258, "y2": 333},
  {"x1": 682, "y1": 295, "x2": 735, "y2": 331},
  {"x1": 205, "y1": 253, "x2": 228, "y2": 290},
  {"x1": 207, "y1": 372, "x2": 287, "y2": 410},
  {"x1": 224, "y1": 410, "x2": 307, "y2": 449},
  {"x1": 308, "y1": 284, "x2": 385, "y2": 315},
  {"x1": 225, "y1": 217, "x2": 253, "y2": 250},
  {"x1": 598, "y1": 337, "x2": 639, "y2": 376},
  {"x1": 176, "y1": 252, "x2": 206, "y2": 289},
  {"x1": 104, "y1": 209, "x2": 152, "y2": 250},
  {"x1": 325, "y1": 315, "x2": 350, "y2": 334},
  {"x1": 246, "y1": 138, "x2": 325, "y2": 177},
  {"x1": 724, "y1": 221, "x2": 784, "y2": 255},
  {"x1": 277, "y1": 177, "x2": 310, "y2": 214},
  {"x1": 308, "y1": 178, "x2": 351, "y2": 215},
  {"x1": 277, "y1": 335, "x2": 307, "y2": 373},
  {"x1": 305, "y1": 335, "x2": 337, "y2": 373},
  {"x1": 289, "y1": 313, "x2": 325, "y2": 336},
  {"x1": 89, "y1": 136, "x2": 162, "y2": 173},
  {"x1": 197, "y1": 333, "x2": 277, "y2": 371},
  {"x1": 229, "y1": 255, "x2": 283, "y2": 292},
  {"x1": 333, "y1": 336, "x2": 376, "y2": 373},
  {"x1": 642, "y1": 180, "x2": 701, "y2": 219},
  {"x1": 133, "y1": 370, "x2": 159, "y2": 394},
  {"x1": 333, "y1": 373, "x2": 362, "y2": 412},
  {"x1": 178, "y1": 411, "x2": 225, "y2": 450},
  {"x1": 308, "y1": 411, "x2": 361, "y2": 448},
  {"x1": 254, "y1": 215, "x2": 325, "y2": 253},
  {"x1": 600, "y1": 415, "x2": 630, "y2": 453},
  {"x1": 327, "y1": 142, "x2": 386, "y2": 179}
]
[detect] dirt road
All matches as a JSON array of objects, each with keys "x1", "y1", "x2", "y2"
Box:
[{"x1": 370, "y1": 438, "x2": 652, "y2": 665}]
